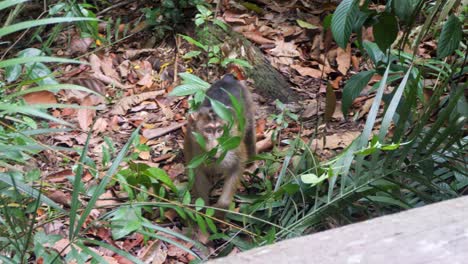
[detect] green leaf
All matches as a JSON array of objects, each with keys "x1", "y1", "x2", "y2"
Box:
[
  {"x1": 378, "y1": 65, "x2": 412, "y2": 140},
  {"x1": 331, "y1": 0, "x2": 358, "y2": 48},
  {"x1": 301, "y1": 173, "x2": 327, "y2": 185},
  {"x1": 179, "y1": 34, "x2": 207, "y2": 51},
  {"x1": 0, "y1": 17, "x2": 97, "y2": 38},
  {"x1": 110, "y1": 206, "x2": 142, "y2": 240},
  {"x1": 323, "y1": 14, "x2": 333, "y2": 30},
  {"x1": 192, "y1": 131, "x2": 206, "y2": 149},
  {"x1": 170, "y1": 84, "x2": 204, "y2": 96},
  {"x1": 368, "y1": 195, "x2": 410, "y2": 209},
  {"x1": 188, "y1": 153, "x2": 208, "y2": 169},
  {"x1": 213, "y1": 19, "x2": 228, "y2": 31},
  {"x1": 169, "y1": 73, "x2": 210, "y2": 96},
  {"x1": 74, "y1": 127, "x2": 140, "y2": 238},
  {"x1": 373, "y1": 13, "x2": 398, "y2": 52},
  {"x1": 296, "y1": 19, "x2": 318, "y2": 29},
  {"x1": 0, "y1": 0, "x2": 28, "y2": 11},
  {"x1": 195, "y1": 198, "x2": 205, "y2": 211},
  {"x1": 209, "y1": 98, "x2": 233, "y2": 123},
  {"x1": 363, "y1": 41, "x2": 386, "y2": 65},
  {"x1": 208, "y1": 57, "x2": 220, "y2": 64},
  {"x1": 342, "y1": 70, "x2": 375, "y2": 116},
  {"x1": 437, "y1": 14, "x2": 462, "y2": 58},
  {"x1": 0, "y1": 56, "x2": 83, "y2": 69},
  {"x1": 392, "y1": 0, "x2": 418, "y2": 23},
  {"x1": 5, "y1": 64, "x2": 21, "y2": 83},
  {"x1": 182, "y1": 50, "x2": 201, "y2": 59},
  {"x1": 183, "y1": 191, "x2": 191, "y2": 205},
  {"x1": 219, "y1": 136, "x2": 241, "y2": 152},
  {"x1": 144, "y1": 168, "x2": 178, "y2": 193},
  {"x1": 196, "y1": 214, "x2": 208, "y2": 234},
  {"x1": 196, "y1": 4, "x2": 212, "y2": 16},
  {"x1": 220, "y1": 58, "x2": 253, "y2": 69}
]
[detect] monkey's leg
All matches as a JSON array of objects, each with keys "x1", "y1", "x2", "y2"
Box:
[
  {"x1": 193, "y1": 169, "x2": 211, "y2": 205},
  {"x1": 214, "y1": 167, "x2": 242, "y2": 210},
  {"x1": 244, "y1": 120, "x2": 257, "y2": 159}
]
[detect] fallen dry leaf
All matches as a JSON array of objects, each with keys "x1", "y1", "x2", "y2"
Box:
[
  {"x1": 270, "y1": 39, "x2": 301, "y2": 58},
  {"x1": 138, "y1": 240, "x2": 167, "y2": 264},
  {"x1": 291, "y1": 64, "x2": 322, "y2": 78},
  {"x1": 92, "y1": 117, "x2": 108, "y2": 134},
  {"x1": 77, "y1": 95, "x2": 99, "y2": 131},
  {"x1": 100, "y1": 56, "x2": 120, "y2": 81},
  {"x1": 242, "y1": 31, "x2": 275, "y2": 45},
  {"x1": 48, "y1": 190, "x2": 70, "y2": 207},
  {"x1": 23, "y1": 91, "x2": 57, "y2": 104},
  {"x1": 336, "y1": 44, "x2": 351, "y2": 75}
]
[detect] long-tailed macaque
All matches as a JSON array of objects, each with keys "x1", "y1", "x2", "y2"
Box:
[{"x1": 184, "y1": 74, "x2": 256, "y2": 211}]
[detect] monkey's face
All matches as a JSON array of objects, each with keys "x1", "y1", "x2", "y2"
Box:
[{"x1": 190, "y1": 107, "x2": 234, "y2": 157}]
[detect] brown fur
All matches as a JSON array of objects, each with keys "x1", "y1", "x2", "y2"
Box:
[{"x1": 184, "y1": 74, "x2": 256, "y2": 212}]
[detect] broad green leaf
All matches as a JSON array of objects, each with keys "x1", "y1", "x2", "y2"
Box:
[
  {"x1": 209, "y1": 98, "x2": 233, "y2": 123},
  {"x1": 373, "y1": 13, "x2": 398, "y2": 52},
  {"x1": 144, "y1": 168, "x2": 178, "y2": 193},
  {"x1": 363, "y1": 41, "x2": 386, "y2": 65},
  {"x1": 323, "y1": 14, "x2": 333, "y2": 30},
  {"x1": 342, "y1": 70, "x2": 375, "y2": 116},
  {"x1": 0, "y1": 17, "x2": 96, "y2": 38},
  {"x1": 392, "y1": 0, "x2": 418, "y2": 23},
  {"x1": 169, "y1": 73, "x2": 209, "y2": 96},
  {"x1": 220, "y1": 136, "x2": 241, "y2": 152},
  {"x1": 301, "y1": 173, "x2": 327, "y2": 185},
  {"x1": 183, "y1": 191, "x2": 191, "y2": 205},
  {"x1": 5, "y1": 64, "x2": 21, "y2": 83},
  {"x1": 196, "y1": 4, "x2": 212, "y2": 16},
  {"x1": 437, "y1": 14, "x2": 462, "y2": 58},
  {"x1": 195, "y1": 198, "x2": 205, "y2": 211},
  {"x1": 196, "y1": 214, "x2": 208, "y2": 234},
  {"x1": 110, "y1": 206, "x2": 142, "y2": 239},
  {"x1": 170, "y1": 84, "x2": 204, "y2": 96},
  {"x1": 331, "y1": 0, "x2": 357, "y2": 48}
]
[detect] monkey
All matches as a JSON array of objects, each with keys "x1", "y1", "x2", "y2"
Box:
[{"x1": 183, "y1": 73, "x2": 256, "y2": 213}]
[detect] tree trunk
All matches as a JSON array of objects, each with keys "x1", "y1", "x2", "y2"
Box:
[{"x1": 196, "y1": 23, "x2": 299, "y2": 103}]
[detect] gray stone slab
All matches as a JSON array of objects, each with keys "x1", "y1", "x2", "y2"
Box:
[{"x1": 209, "y1": 196, "x2": 468, "y2": 264}]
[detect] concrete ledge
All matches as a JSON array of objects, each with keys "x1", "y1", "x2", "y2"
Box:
[{"x1": 209, "y1": 196, "x2": 468, "y2": 264}]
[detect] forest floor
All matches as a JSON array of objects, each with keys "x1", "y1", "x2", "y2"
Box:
[{"x1": 10, "y1": 0, "x2": 438, "y2": 262}]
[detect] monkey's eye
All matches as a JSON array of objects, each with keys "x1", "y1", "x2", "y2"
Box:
[
  {"x1": 215, "y1": 127, "x2": 223, "y2": 134},
  {"x1": 204, "y1": 128, "x2": 213, "y2": 134}
]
